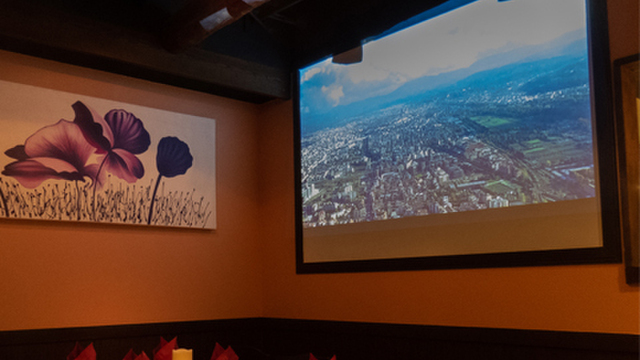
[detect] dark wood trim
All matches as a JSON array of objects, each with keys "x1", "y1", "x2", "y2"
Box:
[
  {"x1": 0, "y1": 318, "x2": 260, "y2": 347},
  {"x1": 261, "y1": 318, "x2": 639, "y2": 354},
  {"x1": 0, "y1": 319, "x2": 266, "y2": 360},
  {"x1": 0, "y1": 1, "x2": 290, "y2": 103},
  {"x1": 0, "y1": 318, "x2": 638, "y2": 360}
]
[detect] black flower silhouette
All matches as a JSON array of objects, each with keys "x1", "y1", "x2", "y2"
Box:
[
  {"x1": 156, "y1": 136, "x2": 193, "y2": 177},
  {"x1": 148, "y1": 136, "x2": 193, "y2": 225}
]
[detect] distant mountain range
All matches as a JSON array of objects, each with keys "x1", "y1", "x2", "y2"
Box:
[{"x1": 301, "y1": 29, "x2": 589, "y2": 136}]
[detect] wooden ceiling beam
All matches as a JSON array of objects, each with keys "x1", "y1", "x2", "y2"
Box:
[
  {"x1": 0, "y1": 0, "x2": 290, "y2": 103},
  {"x1": 162, "y1": 0, "x2": 270, "y2": 53}
]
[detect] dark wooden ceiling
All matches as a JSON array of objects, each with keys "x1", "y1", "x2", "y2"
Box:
[{"x1": 0, "y1": 0, "x2": 447, "y2": 103}]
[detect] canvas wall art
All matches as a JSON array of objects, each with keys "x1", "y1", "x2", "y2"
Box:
[{"x1": 0, "y1": 80, "x2": 216, "y2": 229}]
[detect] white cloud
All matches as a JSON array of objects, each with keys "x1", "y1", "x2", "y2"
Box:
[
  {"x1": 322, "y1": 84, "x2": 344, "y2": 106},
  {"x1": 300, "y1": 66, "x2": 324, "y2": 82},
  {"x1": 346, "y1": 63, "x2": 392, "y2": 84}
]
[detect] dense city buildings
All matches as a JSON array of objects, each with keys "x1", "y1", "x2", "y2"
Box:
[{"x1": 301, "y1": 57, "x2": 595, "y2": 227}]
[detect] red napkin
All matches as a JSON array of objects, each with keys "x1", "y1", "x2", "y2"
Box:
[
  {"x1": 211, "y1": 343, "x2": 225, "y2": 360},
  {"x1": 67, "y1": 342, "x2": 96, "y2": 360},
  {"x1": 123, "y1": 349, "x2": 151, "y2": 360},
  {"x1": 153, "y1": 337, "x2": 178, "y2": 360},
  {"x1": 123, "y1": 349, "x2": 136, "y2": 360},
  {"x1": 310, "y1": 354, "x2": 336, "y2": 360},
  {"x1": 210, "y1": 342, "x2": 238, "y2": 360}
]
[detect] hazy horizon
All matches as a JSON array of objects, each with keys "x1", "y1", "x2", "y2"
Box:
[{"x1": 299, "y1": 0, "x2": 588, "y2": 122}]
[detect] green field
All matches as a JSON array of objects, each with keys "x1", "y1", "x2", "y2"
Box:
[
  {"x1": 523, "y1": 147, "x2": 546, "y2": 155},
  {"x1": 484, "y1": 179, "x2": 521, "y2": 195},
  {"x1": 470, "y1": 116, "x2": 516, "y2": 128}
]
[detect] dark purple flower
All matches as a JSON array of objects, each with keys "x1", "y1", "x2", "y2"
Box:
[
  {"x1": 72, "y1": 101, "x2": 150, "y2": 183},
  {"x1": 156, "y1": 136, "x2": 193, "y2": 178},
  {"x1": 2, "y1": 120, "x2": 103, "y2": 188},
  {"x1": 148, "y1": 136, "x2": 193, "y2": 225}
]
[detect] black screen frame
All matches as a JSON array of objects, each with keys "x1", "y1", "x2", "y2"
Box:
[{"x1": 294, "y1": 0, "x2": 621, "y2": 274}]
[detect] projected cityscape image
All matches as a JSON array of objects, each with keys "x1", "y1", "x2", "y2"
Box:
[{"x1": 299, "y1": 0, "x2": 594, "y2": 228}]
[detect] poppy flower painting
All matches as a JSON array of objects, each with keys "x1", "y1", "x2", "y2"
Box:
[{"x1": 0, "y1": 80, "x2": 216, "y2": 229}]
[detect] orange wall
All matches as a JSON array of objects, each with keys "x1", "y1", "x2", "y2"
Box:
[
  {"x1": 258, "y1": 0, "x2": 640, "y2": 334},
  {"x1": 0, "y1": 50, "x2": 264, "y2": 331}
]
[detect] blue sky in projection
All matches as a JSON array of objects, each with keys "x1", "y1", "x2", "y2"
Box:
[{"x1": 299, "y1": 0, "x2": 588, "y2": 120}]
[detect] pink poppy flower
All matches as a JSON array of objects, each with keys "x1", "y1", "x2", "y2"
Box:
[
  {"x1": 2, "y1": 120, "x2": 103, "y2": 189},
  {"x1": 72, "y1": 101, "x2": 150, "y2": 183}
]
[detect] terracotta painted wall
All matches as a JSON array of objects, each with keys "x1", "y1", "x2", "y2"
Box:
[
  {"x1": 258, "y1": 0, "x2": 640, "y2": 334},
  {"x1": 0, "y1": 50, "x2": 264, "y2": 331}
]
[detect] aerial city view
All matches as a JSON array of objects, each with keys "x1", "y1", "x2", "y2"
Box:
[{"x1": 299, "y1": 0, "x2": 595, "y2": 228}]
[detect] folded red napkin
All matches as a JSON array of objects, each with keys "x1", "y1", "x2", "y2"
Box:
[
  {"x1": 67, "y1": 342, "x2": 96, "y2": 360},
  {"x1": 309, "y1": 354, "x2": 336, "y2": 360},
  {"x1": 123, "y1": 349, "x2": 136, "y2": 360},
  {"x1": 211, "y1": 343, "x2": 225, "y2": 360},
  {"x1": 210, "y1": 342, "x2": 238, "y2": 360},
  {"x1": 123, "y1": 349, "x2": 151, "y2": 360},
  {"x1": 153, "y1": 337, "x2": 178, "y2": 360}
]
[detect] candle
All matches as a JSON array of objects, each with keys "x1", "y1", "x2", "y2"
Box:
[{"x1": 172, "y1": 349, "x2": 193, "y2": 360}]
